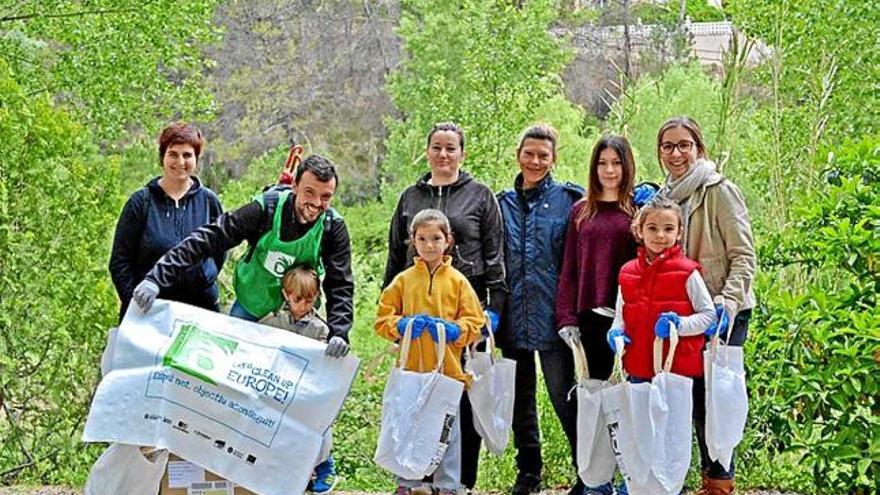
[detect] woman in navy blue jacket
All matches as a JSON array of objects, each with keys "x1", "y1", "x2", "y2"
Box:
[
  {"x1": 109, "y1": 123, "x2": 224, "y2": 321},
  {"x1": 496, "y1": 124, "x2": 586, "y2": 495}
]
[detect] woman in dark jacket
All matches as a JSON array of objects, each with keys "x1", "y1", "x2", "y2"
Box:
[
  {"x1": 383, "y1": 122, "x2": 506, "y2": 492},
  {"x1": 109, "y1": 122, "x2": 224, "y2": 321},
  {"x1": 496, "y1": 124, "x2": 585, "y2": 495}
]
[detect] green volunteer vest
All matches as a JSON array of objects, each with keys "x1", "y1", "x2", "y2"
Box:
[{"x1": 233, "y1": 190, "x2": 325, "y2": 318}]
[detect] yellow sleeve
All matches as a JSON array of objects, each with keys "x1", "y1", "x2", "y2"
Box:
[
  {"x1": 450, "y1": 277, "x2": 486, "y2": 349},
  {"x1": 375, "y1": 276, "x2": 404, "y2": 342}
]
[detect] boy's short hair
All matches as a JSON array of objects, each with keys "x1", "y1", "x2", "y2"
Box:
[{"x1": 281, "y1": 265, "x2": 320, "y2": 299}]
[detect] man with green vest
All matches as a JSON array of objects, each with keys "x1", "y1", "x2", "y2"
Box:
[{"x1": 132, "y1": 155, "x2": 353, "y2": 358}]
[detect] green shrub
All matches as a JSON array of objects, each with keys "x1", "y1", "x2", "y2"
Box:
[{"x1": 748, "y1": 136, "x2": 880, "y2": 494}]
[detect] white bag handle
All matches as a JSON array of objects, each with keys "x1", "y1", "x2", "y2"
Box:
[
  {"x1": 709, "y1": 297, "x2": 734, "y2": 366},
  {"x1": 398, "y1": 318, "x2": 416, "y2": 369},
  {"x1": 570, "y1": 338, "x2": 591, "y2": 383},
  {"x1": 653, "y1": 323, "x2": 679, "y2": 375},
  {"x1": 433, "y1": 322, "x2": 447, "y2": 373},
  {"x1": 611, "y1": 335, "x2": 627, "y2": 383},
  {"x1": 467, "y1": 315, "x2": 498, "y2": 365}
]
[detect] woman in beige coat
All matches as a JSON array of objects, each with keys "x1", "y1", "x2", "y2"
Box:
[{"x1": 654, "y1": 116, "x2": 757, "y2": 495}]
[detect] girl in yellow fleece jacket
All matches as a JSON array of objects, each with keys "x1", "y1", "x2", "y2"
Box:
[{"x1": 375, "y1": 208, "x2": 485, "y2": 495}]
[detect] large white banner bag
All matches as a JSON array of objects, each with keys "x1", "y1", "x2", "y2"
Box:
[{"x1": 83, "y1": 300, "x2": 360, "y2": 495}]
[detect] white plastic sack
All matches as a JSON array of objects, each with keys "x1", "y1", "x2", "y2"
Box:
[
  {"x1": 375, "y1": 321, "x2": 464, "y2": 479},
  {"x1": 100, "y1": 327, "x2": 118, "y2": 377},
  {"x1": 85, "y1": 443, "x2": 168, "y2": 495},
  {"x1": 704, "y1": 335, "x2": 747, "y2": 471},
  {"x1": 465, "y1": 320, "x2": 516, "y2": 455},
  {"x1": 571, "y1": 339, "x2": 616, "y2": 487},
  {"x1": 604, "y1": 332, "x2": 693, "y2": 495},
  {"x1": 602, "y1": 371, "x2": 658, "y2": 488}
]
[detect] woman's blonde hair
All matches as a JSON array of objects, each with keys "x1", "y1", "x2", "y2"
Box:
[
  {"x1": 630, "y1": 197, "x2": 684, "y2": 242},
  {"x1": 281, "y1": 265, "x2": 320, "y2": 299}
]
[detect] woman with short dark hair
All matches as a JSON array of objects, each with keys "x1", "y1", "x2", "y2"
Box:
[{"x1": 109, "y1": 122, "x2": 224, "y2": 321}]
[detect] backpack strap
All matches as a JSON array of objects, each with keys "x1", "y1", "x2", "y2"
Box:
[
  {"x1": 324, "y1": 207, "x2": 337, "y2": 234},
  {"x1": 243, "y1": 187, "x2": 286, "y2": 263}
]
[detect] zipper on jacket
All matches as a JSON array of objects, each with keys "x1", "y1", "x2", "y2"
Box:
[
  {"x1": 428, "y1": 266, "x2": 439, "y2": 295},
  {"x1": 520, "y1": 204, "x2": 529, "y2": 347}
]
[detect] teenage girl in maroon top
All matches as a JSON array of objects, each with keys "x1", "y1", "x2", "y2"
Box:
[{"x1": 555, "y1": 135, "x2": 638, "y2": 382}]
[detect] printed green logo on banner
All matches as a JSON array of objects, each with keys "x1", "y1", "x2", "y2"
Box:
[{"x1": 163, "y1": 323, "x2": 238, "y2": 385}]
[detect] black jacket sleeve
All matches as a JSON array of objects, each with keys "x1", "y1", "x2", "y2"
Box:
[
  {"x1": 146, "y1": 201, "x2": 265, "y2": 288},
  {"x1": 382, "y1": 194, "x2": 409, "y2": 289},
  {"x1": 322, "y1": 216, "x2": 354, "y2": 342},
  {"x1": 109, "y1": 191, "x2": 146, "y2": 307},
  {"x1": 480, "y1": 188, "x2": 507, "y2": 313},
  {"x1": 208, "y1": 193, "x2": 227, "y2": 273}
]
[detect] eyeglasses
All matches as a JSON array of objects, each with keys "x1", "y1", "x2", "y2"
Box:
[{"x1": 659, "y1": 141, "x2": 695, "y2": 155}]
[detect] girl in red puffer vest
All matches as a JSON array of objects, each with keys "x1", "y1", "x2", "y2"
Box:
[{"x1": 605, "y1": 197, "x2": 717, "y2": 380}]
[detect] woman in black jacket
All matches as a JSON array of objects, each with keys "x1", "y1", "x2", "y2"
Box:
[
  {"x1": 383, "y1": 122, "x2": 506, "y2": 492},
  {"x1": 109, "y1": 122, "x2": 224, "y2": 321}
]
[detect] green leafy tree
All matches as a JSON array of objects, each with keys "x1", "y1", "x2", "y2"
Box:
[
  {"x1": 0, "y1": 59, "x2": 118, "y2": 484},
  {"x1": 383, "y1": 0, "x2": 580, "y2": 190},
  {"x1": 0, "y1": 0, "x2": 220, "y2": 142},
  {"x1": 725, "y1": 0, "x2": 879, "y2": 225},
  {"x1": 0, "y1": 0, "x2": 221, "y2": 483},
  {"x1": 727, "y1": 0, "x2": 878, "y2": 141}
]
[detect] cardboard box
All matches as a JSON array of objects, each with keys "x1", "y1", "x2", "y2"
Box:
[{"x1": 160, "y1": 453, "x2": 257, "y2": 495}]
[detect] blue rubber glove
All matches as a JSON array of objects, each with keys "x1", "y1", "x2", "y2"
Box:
[
  {"x1": 428, "y1": 318, "x2": 461, "y2": 343},
  {"x1": 483, "y1": 309, "x2": 500, "y2": 336},
  {"x1": 606, "y1": 328, "x2": 630, "y2": 353},
  {"x1": 633, "y1": 182, "x2": 660, "y2": 207},
  {"x1": 654, "y1": 311, "x2": 681, "y2": 339},
  {"x1": 396, "y1": 314, "x2": 431, "y2": 338},
  {"x1": 705, "y1": 304, "x2": 730, "y2": 338}
]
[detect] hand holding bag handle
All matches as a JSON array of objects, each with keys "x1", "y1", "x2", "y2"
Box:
[
  {"x1": 433, "y1": 321, "x2": 447, "y2": 374},
  {"x1": 397, "y1": 318, "x2": 448, "y2": 373},
  {"x1": 467, "y1": 314, "x2": 498, "y2": 368},
  {"x1": 653, "y1": 323, "x2": 679, "y2": 376}
]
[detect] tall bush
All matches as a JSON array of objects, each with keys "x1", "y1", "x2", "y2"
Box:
[{"x1": 0, "y1": 61, "x2": 119, "y2": 484}]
